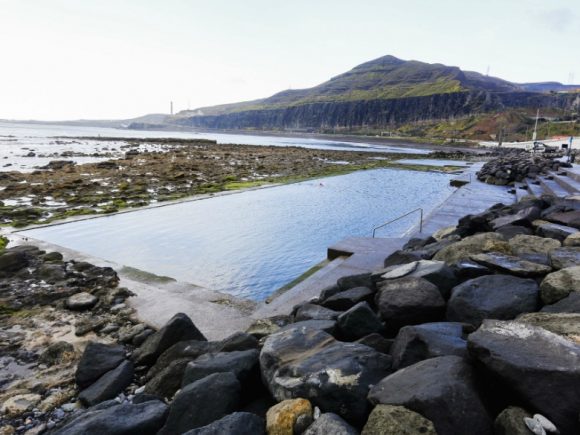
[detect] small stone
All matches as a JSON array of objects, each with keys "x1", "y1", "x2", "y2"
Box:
[
  {"x1": 266, "y1": 398, "x2": 313, "y2": 435},
  {"x1": 66, "y1": 292, "x2": 97, "y2": 310},
  {"x1": 563, "y1": 232, "x2": 580, "y2": 247},
  {"x1": 533, "y1": 414, "x2": 558, "y2": 433},
  {"x1": 540, "y1": 266, "x2": 580, "y2": 304},
  {"x1": 549, "y1": 247, "x2": 580, "y2": 269},
  {"x1": 524, "y1": 417, "x2": 546, "y2": 435}
]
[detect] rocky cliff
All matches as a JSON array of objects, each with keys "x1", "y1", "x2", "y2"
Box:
[{"x1": 175, "y1": 91, "x2": 577, "y2": 131}]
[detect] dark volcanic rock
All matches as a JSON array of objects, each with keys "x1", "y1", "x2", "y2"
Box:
[
  {"x1": 490, "y1": 206, "x2": 541, "y2": 230},
  {"x1": 181, "y1": 349, "x2": 259, "y2": 387},
  {"x1": 368, "y1": 356, "x2": 492, "y2": 435},
  {"x1": 133, "y1": 313, "x2": 206, "y2": 367},
  {"x1": 541, "y1": 292, "x2": 580, "y2": 313},
  {"x1": 260, "y1": 327, "x2": 391, "y2": 425},
  {"x1": 0, "y1": 250, "x2": 29, "y2": 276},
  {"x1": 182, "y1": 412, "x2": 265, "y2": 435},
  {"x1": 304, "y1": 413, "x2": 358, "y2": 435},
  {"x1": 495, "y1": 225, "x2": 533, "y2": 240},
  {"x1": 545, "y1": 210, "x2": 580, "y2": 229},
  {"x1": 76, "y1": 342, "x2": 126, "y2": 388},
  {"x1": 390, "y1": 322, "x2": 469, "y2": 369},
  {"x1": 337, "y1": 273, "x2": 373, "y2": 291},
  {"x1": 468, "y1": 320, "x2": 580, "y2": 434},
  {"x1": 52, "y1": 400, "x2": 168, "y2": 435},
  {"x1": 146, "y1": 340, "x2": 214, "y2": 381},
  {"x1": 294, "y1": 303, "x2": 340, "y2": 321},
  {"x1": 375, "y1": 277, "x2": 445, "y2": 331},
  {"x1": 217, "y1": 332, "x2": 259, "y2": 352},
  {"x1": 356, "y1": 333, "x2": 393, "y2": 354},
  {"x1": 278, "y1": 319, "x2": 336, "y2": 334},
  {"x1": 383, "y1": 250, "x2": 425, "y2": 267},
  {"x1": 537, "y1": 222, "x2": 579, "y2": 242},
  {"x1": 337, "y1": 301, "x2": 383, "y2": 341},
  {"x1": 380, "y1": 260, "x2": 458, "y2": 299},
  {"x1": 79, "y1": 360, "x2": 134, "y2": 406},
  {"x1": 451, "y1": 260, "x2": 492, "y2": 280},
  {"x1": 446, "y1": 275, "x2": 539, "y2": 326},
  {"x1": 470, "y1": 252, "x2": 552, "y2": 277},
  {"x1": 320, "y1": 286, "x2": 374, "y2": 311},
  {"x1": 158, "y1": 372, "x2": 241, "y2": 435}
]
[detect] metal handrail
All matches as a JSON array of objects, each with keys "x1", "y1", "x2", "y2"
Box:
[{"x1": 372, "y1": 208, "x2": 423, "y2": 238}]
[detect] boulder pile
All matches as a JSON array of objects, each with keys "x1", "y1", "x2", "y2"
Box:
[
  {"x1": 20, "y1": 193, "x2": 578, "y2": 435},
  {"x1": 476, "y1": 150, "x2": 571, "y2": 185}
]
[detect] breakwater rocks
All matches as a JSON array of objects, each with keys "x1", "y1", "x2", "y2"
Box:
[
  {"x1": 477, "y1": 150, "x2": 572, "y2": 185},
  {"x1": 4, "y1": 194, "x2": 577, "y2": 435}
]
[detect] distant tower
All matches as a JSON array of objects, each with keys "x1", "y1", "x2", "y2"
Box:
[{"x1": 170, "y1": 101, "x2": 174, "y2": 115}]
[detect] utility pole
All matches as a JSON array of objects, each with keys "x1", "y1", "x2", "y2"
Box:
[
  {"x1": 532, "y1": 109, "x2": 540, "y2": 142},
  {"x1": 170, "y1": 101, "x2": 174, "y2": 115}
]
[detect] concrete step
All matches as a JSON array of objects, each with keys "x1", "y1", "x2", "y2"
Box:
[
  {"x1": 550, "y1": 171, "x2": 580, "y2": 194},
  {"x1": 538, "y1": 176, "x2": 571, "y2": 197},
  {"x1": 563, "y1": 166, "x2": 580, "y2": 183},
  {"x1": 525, "y1": 178, "x2": 546, "y2": 197}
]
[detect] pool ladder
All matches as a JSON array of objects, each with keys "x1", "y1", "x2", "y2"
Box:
[{"x1": 372, "y1": 208, "x2": 423, "y2": 238}]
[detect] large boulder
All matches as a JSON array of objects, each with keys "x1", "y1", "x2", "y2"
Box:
[
  {"x1": 541, "y1": 291, "x2": 580, "y2": 313},
  {"x1": 539, "y1": 266, "x2": 580, "y2": 304},
  {"x1": 495, "y1": 225, "x2": 533, "y2": 240},
  {"x1": 320, "y1": 287, "x2": 374, "y2": 311},
  {"x1": 361, "y1": 405, "x2": 437, "y2": 435},
  {"x1": 356, "y1": 333, "x2": 393, "y2": 354},
  {"x1": 260, "y1": 327, "x2": 391, "y2": 425},
  {"x1": 470, "y1": 252, "x2": 552, "y2": 277},
  {"x1": 294, "y1": 304, "x2": 339, "y2": 321},
  {"x1": 468, "y1": 320, "x2": 580, "y2": 434},
  {"x1": 368, "y1": 356, "x2": 492, "y2": 435},
  {"x1": 144, "y1": 340, "x2": 215, "y2": 399},
  {"x1": 536, "y1": 222, "x2": 579, "y2": 242},
  {"x1": 508, "y1": 234, "x2": 561, "y2": 255},
  {"x1": 337, "y1": 301, "x2": 383, "y2": 341},
  {"x1": 446, "y1": 275, "x2": 539, "y2": 326},
  {"x1": 433, "y1": 232, "x2": 511, "y2": 265},
  {"x1": 133, "y1": 313, "x2": 206, "y2": 367},
  {"x1": 181, "y1": 349, "x2": 259, "y2": 388},
  {"x1": 0, "y1": 250, "x2": 29, "y2": 276},
  {"x1": 66, "y1": 292, "x2": 98, "y2": 311},
  {"x1": 380, "y1": 260, "x2": 458, "y2": 299},
  {"x1": 548, "y1": 247, "x2": 580, "y2": 269},
  {"x1": 490, "y1": 206, "x2": 541, "y2": 230},
  {"x1": 182, "y1": 412, "x2": 265, "y2": 435},
  {"x1": 79, "y1": 360, "x2": 134, "y2": 406},
  {"x1": 76, "y1": 342, "x2": 126, "y2": 388},
  {"x1": 390, "y1": 322, "x2": 469, "y2": 370},
  {"x1": 544, "y1": 210, "x2": 580, "y2": 229},
  {"x1": 158, "y1": 372, "x2": 241, "y2": 435},
  {"x1": 563, "y1": 232, "x2": 580, "y2": 247},
  {"x1": 304, "y1": 413, "x2": 358, "y2": 435},
  {"x1": 375, "y1": 277, "x2": 445, "y2": 331},
  {"x1": 52, "y1": 400, "x2": 168, "y2": 435}
]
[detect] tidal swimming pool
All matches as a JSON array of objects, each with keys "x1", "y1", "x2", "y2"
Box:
[{"x1": 23, "y1": 168, "x2": 455, "y2": 301}]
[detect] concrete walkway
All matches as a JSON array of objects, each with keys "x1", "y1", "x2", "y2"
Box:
[{"x1": 416, "y1": 163, "x2": 515, "y2": 236}]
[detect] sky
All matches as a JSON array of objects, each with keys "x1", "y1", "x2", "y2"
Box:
[{"x1": 0, "y1": 0, "x2": 579, "y2": 120}]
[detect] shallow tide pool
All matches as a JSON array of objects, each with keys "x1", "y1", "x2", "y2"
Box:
[{"x1": 23, "y1": 168, "x2": 454, "y2": 300}]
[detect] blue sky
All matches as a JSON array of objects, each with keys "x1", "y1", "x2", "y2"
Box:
[{"x1": 0, "y1": 0, "x2": 578, "y2": 120}]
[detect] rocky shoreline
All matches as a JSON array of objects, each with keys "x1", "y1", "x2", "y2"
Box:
[
  {"x1": 2, "y1": 163, "x2": 580, "y2": 434},
  {"x1": 0, "y1": 138, "x2": 470, "y2": 228}
]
